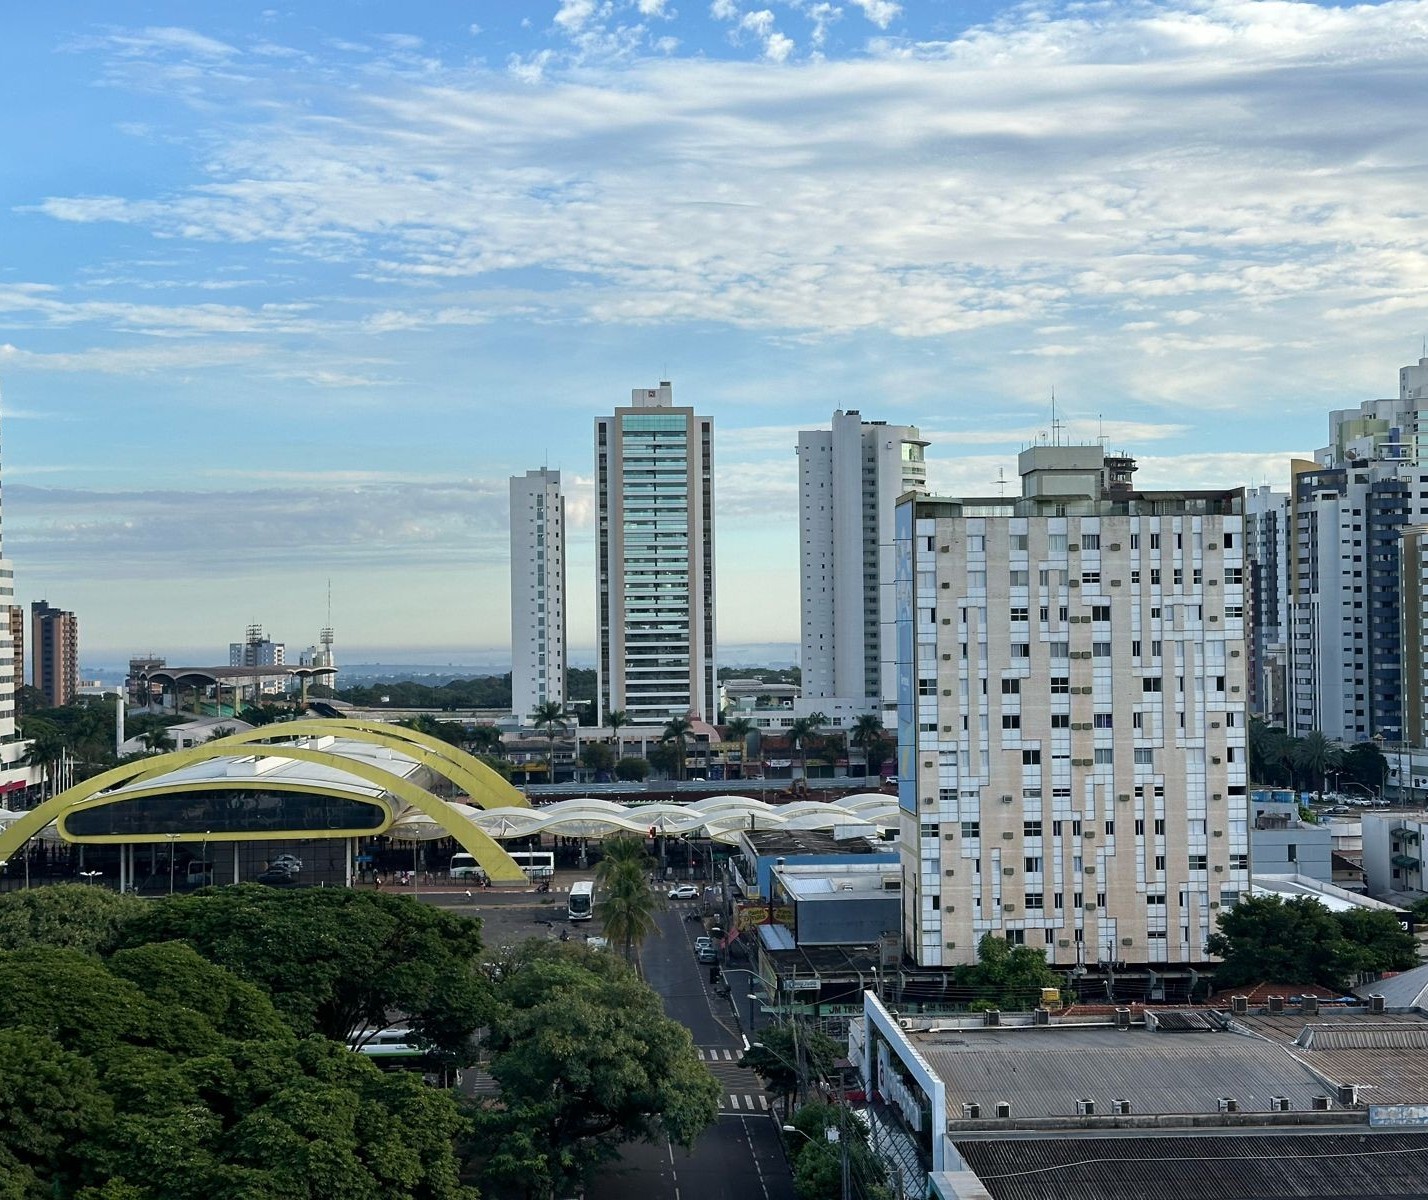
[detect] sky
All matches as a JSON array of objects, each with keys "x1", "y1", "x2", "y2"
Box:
[{"x1": 1, "y1": 0, "x2": 1425, "y2": 666}]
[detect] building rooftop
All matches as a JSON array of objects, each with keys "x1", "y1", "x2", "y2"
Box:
[
  {"x1": 914, "y1": 1023, "x2": 1339, "y2": 1121},
  {"x1": 743, "y1": 828, "x2": 889, "y2": 857},
  {"x1": 1233, "y1": 1012, "x2": 1428, "y2": 1105},
  {"x1": 774, "y1": 861, "x2": 901, "y2": 900},
  {"x1": 1355, "y1": 963, "x2": 1428, "y2": 1011},
  {"x1": 953, "y1": 1130, "x2": 1428, "y2": 1200}
]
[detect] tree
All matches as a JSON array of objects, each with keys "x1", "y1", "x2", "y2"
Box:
[
  {"x1": 739, "y1": 1023, "x2": 843, "y2": 1115},
  {"x1": 786, "y1": 713, "x2": 827, "y2": 783},
  {"x1": 21, "y1": 717, "x2": 67, "y2": 796},
  {"x1": 786, "y1": 1100, "x2": 891, "y2": 1200},
  {"x1": 723, "y1": 716, "x2": 754, "y2": 776},
  {"x1": 1293, "y1": 730, "x2": 1341, "y2": 793},
  {"x1": 615, "y1": 756, "x2": 650, "y2": 782},
  {"x1": 597, "y1": 857, "x2": 661, "y2": 968},
  {"x1": 531, "y1": 700, "x2": 568, "y2": 778},
  {"x1": 661, "y1": 715, "x2": 693, "y2": 781},
  {"x1": 1336, "y1": 908, "x2": 1418, "y2": 978},
  {"x1": 0, "y1": 885, "x2": 146, "y2": 956},
  {"x1": 1249, "y1": 717, "x2": 1293, "y2": 786},
  {"x1": 470, "y1": 942, "x2": 719, "y2": 1197},
  {"x1": 139, "y1": 727, "x2": 175, "y2": 754},
  {"x1": 580, "y1": 740, "x2": 615, "y2": 777},
  {"x1": 464, "y1": 723, "x2": 503, "y2": 755},
  {"x1": 596, "y1": 835, "x2": 653, "y2": 883},
  {"x1": 607, "y1": 709, "x2": 630, "y2": 761},
  {"x1": 1208, "y1": 893, "x2": 1362, "y2": 990},
  {"x1": 114, "y1": 885, "x2": 490, "y2": 1058},
  {"x1": 951, "y1": 934, "x2": 1061, "y2": 1010},
  {"x1": 850, "y1": 713, "x2": 888, "y2": 779}
]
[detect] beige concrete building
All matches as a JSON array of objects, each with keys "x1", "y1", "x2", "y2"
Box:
[{"x1": 895, "y1": 445, "x2": 1249, "y2": 971}]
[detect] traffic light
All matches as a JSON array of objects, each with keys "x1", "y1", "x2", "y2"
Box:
[{"x1": 708, "y1": 963, "x2": 720, "y2": 983}]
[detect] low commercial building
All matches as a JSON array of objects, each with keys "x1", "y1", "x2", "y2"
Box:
[{"x1": 1362, "y1": 810, "x2": 1428, "y2": 896}]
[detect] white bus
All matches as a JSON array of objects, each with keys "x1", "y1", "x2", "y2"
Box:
[
  {"x1": 568, "y1": 880, "x2": 595, "y2": 921},
  {"x1": 507, "y1": 850, "x2": 555, "y2": 880}
]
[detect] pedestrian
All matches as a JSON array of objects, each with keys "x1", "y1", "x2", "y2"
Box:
[{"x1": 375, "y1": 874, "x2": 384, "y2": 892}]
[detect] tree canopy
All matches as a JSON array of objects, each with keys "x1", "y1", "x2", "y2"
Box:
[
  {"x1": 1207, "y1": 893, "x2": 1416, "y2": 991},
  {"x1": 952, "y1": 934, "x2": 1061, "y2": 1010}
]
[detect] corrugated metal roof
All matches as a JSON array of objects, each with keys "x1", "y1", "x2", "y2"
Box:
[
  {"x1": 955, "y1": 1130, "x2": 1428, "y2": 1200},
  {"x1": 922, "y1": 1028, "x2": 1335, "y2": 1118},
  {"x1": 1356, "y1": 964, "x2": 1428, "y2": 1011}
]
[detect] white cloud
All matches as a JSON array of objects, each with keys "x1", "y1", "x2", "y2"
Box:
[
  {"x1": 710, "y1": 0, "x2": 739, "y2": 20},
  {"x1": 849, "y1": 0, "x2": 899, "y2": 28},
  {"x1": 555, "y1": 0, "x2": 600, "y2": 32}
]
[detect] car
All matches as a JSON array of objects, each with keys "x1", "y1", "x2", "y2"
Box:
[
  {"x1": 697, "y1": 947, "x2": 719, "y2": 964},
  {"x1": 255, "y1": 867, "x2": 299, "y2": 886},
  {"x1": 668, "y1": 884, "x2": 700, "y2": 900},
  {"x1": 694, "y1": 936, "x2": 714, "y2": 953},
  {"x1": 881, "y1": 775, "x2": 899, "y2": 788},
  {"x1": 268, "y1": 854, "x2": 302, "y2": 873}
]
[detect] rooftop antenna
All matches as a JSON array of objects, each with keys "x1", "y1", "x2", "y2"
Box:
[
  {"x1": 991, "y1": 467, "x2": 1008, "y2": 497},
  {"x1": 1097, "y1": 412, "x2": 1109, "y2": 448},
  {"x1": 1050, "y1": 389, "x2": 1066, "y2": 447}
]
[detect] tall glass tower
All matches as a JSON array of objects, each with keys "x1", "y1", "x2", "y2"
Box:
[{"x1": 596, "y1": 383, "x2": 716, "y2": 725}]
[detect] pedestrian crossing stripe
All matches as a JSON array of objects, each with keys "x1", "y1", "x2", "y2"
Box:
[
  {"x1": 720, "y1": 1094, "x2": 770, "y2": 1111},
  {"x1": 697, "y1": 1047, "x2": 739, "y2": 1061}
]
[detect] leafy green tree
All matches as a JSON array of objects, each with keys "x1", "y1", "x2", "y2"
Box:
[
  {"x1": 471, "y1": 943, "x2": 719, "y2": 1196},
  {"x1": 615, "y1": 756, "x2": 650, "y2": 782},
  {"x1": 646, "y1": 741, "x2": 679, "y2": 778},
  {"x1": 953, "y1": 933, "x2": 1060, "y2": 1010},
  {"x1": 1336, "y1": 908, "x2": 1418, "y2": 977},
  {"x1": 786, "y1": 1101, "x2": 891, "y2": 1200},
  {"x1": 661, "y1": 715, "x2": 694, "y2": 781},
  {"x1": 21, "y1": 717, "x2": 67, "y2": 796},
  {"x1": 786, "y1": 713, "x2": 827, "y2": 782},
  {"x1": 138, "y1": 727, "x2": 175, "y2": 754},
  {"x1": 464, "y1": 723, "x2": 504, "y2": 755},
  {"x1": 1341, "y1": 741, "x2": 1389, "y2": 797},
  {"x1": 114, "y1": 886, "x2": 490, "y2": 1058},
  {"x1": 850, "y1": 713, "x2": 888, "y2": 779},
  {"x1": 1208, "y1": 894, "x2": 1360, "y2": 990},
  {"x1": 739, "y1": 1024, "x2": 844, "y2": 1115},
  {"x1": 596, "y1": 835, "x2": 653, "y2": 882},
  {"x1": 580, "y1": 740, "x2": 615, "y2": 776},
  {"x1": 0, "y1": 885, "x2": 146, "y2": 956},
  {"x1": 598, "y1": 870, "x2": 661, "y2": 968}
]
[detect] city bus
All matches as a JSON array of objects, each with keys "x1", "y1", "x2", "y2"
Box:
[
  {"x1": 568, "y1": 880, "x2": 594, "y2": 921},
  {"x1": 351, "y1": 1026, "x2": 461, "y2": 1088},
  {"x1": 507, "y1": 850, "x2": 555, "y2": 880}
]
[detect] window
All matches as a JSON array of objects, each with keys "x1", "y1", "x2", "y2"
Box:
[
  {"x1": 1048, "y1": 534, "x2": 1067, "y2": 553},
  {"x1": 1105, "y1": 820, "x2": 1115, "y2": 835},
  {"x1": 1082, "y1": 534, "x2": 1100, "y2": 550},
  {"x1": 1131, "y1": 570, "x2": 1141, "y2": 584},
  {"x1": 1050, "y1": 641, "x2": 1070, "y2": 659},
  {"x1": 1150, "y1": 569, "x2": 1162, "y2": 585},
  {"x1": 1010, "y1": 570, "x2": 1029, "y2": 587},
  {"x1": 1052, "y1": 821, "x2": 1063, "y2": 836},
  {"x1": 1022, "y1": 750, "x2": 1041, "y2": 765},
  {"x1": 1011, "y1": 643, "x2": 1030, "y2": 659},
  {"x1": 1001, "y1": 678, "x2": 1021, "y2": 694},
  {"x1": 920, "y1": 822, "x2": 940, "y2": 838},
  {"x1": 1072, "y1": 820, "x2": 1083, "y2": 835},
  {"x1": 968, "y1": 535, "x2": 985, "y2": 552},
  {"x1": 1082, "y1": 571, "x2": 1100, "y2": 585},
  {"x1": 1094, "y1": 748, "x2": 1114, "y2": 764},
  {"x1": 1225, "y1": 567, "x2": 1243, "y2": 584},
  {"x1": 1154, "y1": 819, "x2": 1166, "y2": 835},
  {"x1": 1002, "y1": 714, "x2": 1021, "y2": 729},
  {"x1": 1146, "y1": 893, "x2": 1166, "y2": 906},
  {"x1": 1231, "y1": 853, "x2": 1248, "y2": 870},
  {"x1": 1054, "y1": 891, "x2": 1065, "y2": 909},
  {"x1": 1143, "y1": 677, "x2": 1162, "y2": 692},
  {"x1": 1091, "y1": 605, "x2": 1111, "y2": 622},
  {"x1": 1092, "y1": 641, "x2": 1112, "y2": 658},
  {"x1": 1151, "y1": 640, "x2": 1162, "y2": 656},
  {"x1": 1134, "y1": 819, "x2": 1145, "y2": 835},
  {"x1": 1132, "y1": 639, "x2": 1142, "y2": 656},
  {"x1": 1173, "y1": 568, "x2": 1183, "y2": 586},
  {"x1": 1051, "y1": 713, "x2": 1070, "y2": 728},
  {"x1": 1050, "y1": 677, "x2": 1070, "y2": 694},
  {"x1": 1155, "y1": 854, "x2": 1166, "y2": 871},
  {"x1": 1011, "y1": 534, "x2": 1028, "y2": 551},
  {"x1": 1039, "y1": 605, "x2": 1050, "y2": 621},
  {"x1": 1024, "y1": 857, "x2": 1043, "y2": 873},
  {"x1": 961, "y1": 821, "x2": 981, "y2": 839},
  {"x1": 1134, "y1": 748, "x2": 1154, "y2": 765},
  {"x1": 1093, "y1": 713, "x2": 1114, "y2": 728},
  {"x1": 1009, "y1": 606, "x2": 1029, "y2": 622},
  {"x1": 1024, "y1": 892, "x2": 1045, "y2": 910},
  {"x1": 1150, "y1": 533, "x2": 1161, "y2": 549},
  {"x1": 1130, "y1": 533, "x2": 1140, "y2": 549},
  {"x1": 1188, "y1": 854, "x2": 1208, "y2": 871},
  {"x1": 1096, "y1": 892, "x2": 1106, "y2": 908},
  {"x1": 1023, "y1": 820, "x2": 1043, "y2": 837},
  {"x1": 1074, "y1": 891, "x2": 1084, "y2": 908}
]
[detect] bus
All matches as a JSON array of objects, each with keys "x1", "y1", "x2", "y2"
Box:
[
  {"x1": 507, "y1": 850, "x2": 555, "y2": 880},
  {"x1": 351, "y1": 1026, "x2": 460, "y2": 1088},
  {"x1": 568, "y1": 880, "x2": 594, "y2": 921}
]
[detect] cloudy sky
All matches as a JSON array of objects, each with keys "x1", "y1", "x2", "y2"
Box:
[{"x1": 2, "y1": 0, "x2": 1423, "y2": 665}]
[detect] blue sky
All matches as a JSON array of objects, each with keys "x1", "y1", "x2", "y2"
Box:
[{"x1": 1, "y1": 0, "x2": 1425, "y2": 664}]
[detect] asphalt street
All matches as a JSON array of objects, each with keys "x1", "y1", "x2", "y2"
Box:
[{"x1": 425, "y1": 881, "x2": 798, "y2": 1200}]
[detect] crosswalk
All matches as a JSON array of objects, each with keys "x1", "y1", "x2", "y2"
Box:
[{"x1": 696, "y1": 1046, "x2": 772, "y2": 1113}]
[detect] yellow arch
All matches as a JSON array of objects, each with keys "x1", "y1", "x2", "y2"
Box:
[
  {"x1": 0, "y1": 741, "x2": 529, "y2": 884},
  {"x1": 195, "y1": 718, "x2": 529, "y2": 813}
]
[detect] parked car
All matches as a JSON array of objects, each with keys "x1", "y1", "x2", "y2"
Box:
[
  {"x1": 256, "y1": 866, "x2": 299, "y2": 886},
  {"x1": 668, "y1": 884, "x2": 700, "y2": 900},
  {"x1": 696, "y1": 946, "x2": 719, "y2": 964},
  {"x1": 269, "y1": 854, "x2": 303, "y2": 873},
  {"x1": 694, "y1": 936, "x2": 714, "y2": 954}
]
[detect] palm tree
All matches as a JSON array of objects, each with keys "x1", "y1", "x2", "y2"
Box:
[
  {"x1": 598, "y1": 858, "x2": 661, "y2": 969},
  {"x1": 661, "y1": 714, "x2": 693, "y2": 782},
  {"x1": 607, "y1": 709, "x2": 630, "y2": 761},
  {"x1": 1294, "y1": 730, "x2": 1342, "y2": 793},
  {"x1": 141, "y1": 727, "x2": 177, "y2": 754},
  {"x1": 596, "y1": 834, "x2": 652, "y2": 885},
  {"x1": 22, "y1": 720, "x2": 68, "y2": 798},
  {"x1": 850, "y1": 713, "x2": 887, "y2": 779},
  {"x1": 786, "y1": 712, "x2": 826, "y2": 784},
  {"x1": 532, "y1": 700, "x2": 568, "y2": 779}
]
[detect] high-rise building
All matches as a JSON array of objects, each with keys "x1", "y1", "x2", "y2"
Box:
[
  {"x1": 797, "y1": 411, "x2": 928, "y2": 723},
  {"x1": 1244, "y1": 485, "x2": 1289, "y2": 727},
  {"x1": 896, "y1": 445, "x2": 1248, "y2": 972},
  {"x1": 596, "y1": 382, "x2": 716, "y2": 725},
  {"x1": 6, "y1": 606, "x2": 21, "y2": 713},
  {"x1": 1401, "y1": 525, "x2": 1428, "y2": 748},
  {"x1": 510, "y1": 468, "x2": 567, "y2": 722},
  {"x1": 31, "y1": 601, "x2": 79, "y2": 709},
  {"x1": 1282, "y1": 359, "x2": 1428, "y2": 743},
  {"x1": 230, "y1": 624, "x2": 284, "y2": 668}
]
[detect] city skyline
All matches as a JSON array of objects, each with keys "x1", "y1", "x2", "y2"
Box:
[{"x1": 5, "y1": 1, "x2": 1425, "y2": 656}]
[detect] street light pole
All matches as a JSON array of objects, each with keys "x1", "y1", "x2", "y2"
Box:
[{"x1": 166, "y1": 833, "x2": 180, "y2": 894}]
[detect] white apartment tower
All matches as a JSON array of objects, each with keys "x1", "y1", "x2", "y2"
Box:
[
  {"x1": 510, "y1": 468, "x2": 567, "y2": 722},
  {"x1": 596, "y1": 383, "x2": 716, "y2": 725},
  {"x1": 798, "y1": 411, "x2": 928, "y2": 721},
  {"x1": 1284, "y1": 357, "x2": 1428, "y2": 742},
  {"x1": 1245, "y1": 485, "x2": 1290, "y2": 727},
  {"x1": 896, "y1": 445, "x2": 1249, "y2": 972}
]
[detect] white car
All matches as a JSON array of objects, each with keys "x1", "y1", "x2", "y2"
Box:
[{"x1": 668, "y1": 884, "x2": 700, "y2": 900}]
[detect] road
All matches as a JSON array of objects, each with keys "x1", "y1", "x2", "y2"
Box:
[
  {"x1": 588, "y1": 900, "x2": 797, "y2": 1200},
  {"x1": 426, "y1": 881, "x2": 798, "y2": 1200}
]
